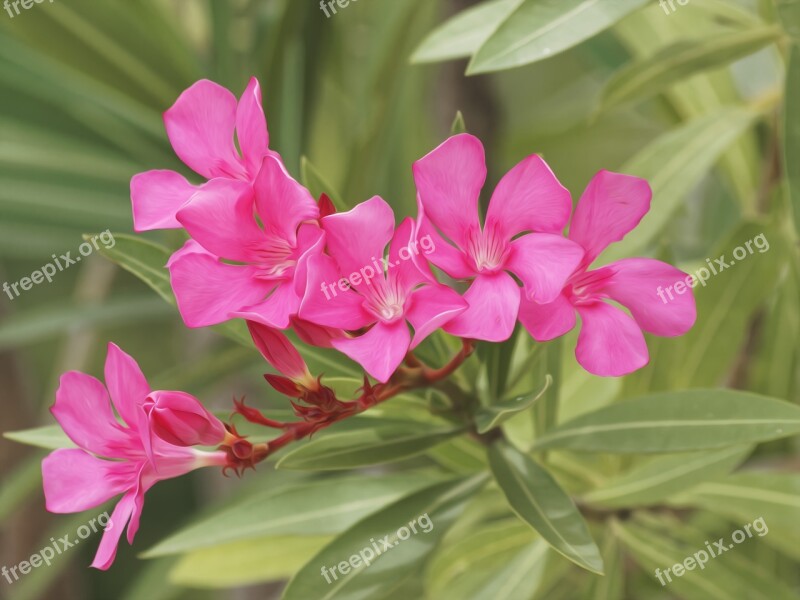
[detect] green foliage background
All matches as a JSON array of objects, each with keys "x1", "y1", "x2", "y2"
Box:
[{"x1": 0, "y1": 1, "x2": 798, "y2": 599}]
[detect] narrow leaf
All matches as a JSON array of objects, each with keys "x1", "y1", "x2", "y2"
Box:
[{"x1": 475, "y1": 375, "x2": 552, "y2": 434}]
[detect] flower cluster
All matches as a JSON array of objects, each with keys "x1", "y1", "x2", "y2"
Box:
[{"x1": 43, "y1": 77, "x2": 696, "y2": 570}]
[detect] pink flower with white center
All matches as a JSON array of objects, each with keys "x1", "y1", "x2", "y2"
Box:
[
  {"x1": 42, "y1": 343, "x2": 227, "y2": 570},
  {"x1": 519, "y1": 170, "x2": 697, "y2": 376},
  {"x1": 167, "y1": 155, "x2": 323, "y2": 329},
  {"x1": 412, "y1": 133, "x2": 585, "y2": 342},
  {"x1": 131, "y1": 77, "x2": 277, "y2": 231},
  {"x1": 299, "y1": 197, "x2": 468, "y2": 383}
]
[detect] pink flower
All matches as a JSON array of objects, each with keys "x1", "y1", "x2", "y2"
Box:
[
  {"x1": 299, "y1": 197, "x2": 468, "y2": 382},
  {"x1": 167, "y1": 155, "x2": 323, "y2": 328},
  {"x1": 519, "y1": 170, "x2": 697, "y2": 376},
  {"x1": 144, "y1": 391, "x2": 227, "y2": 448},
  {"x1": 412, "y1": 134, "x2": 585, "y2": 342},
  {"x1": 42, "y1": 344, "x2": 227, "y2": 570},
  {"x1": 131, "y1": 77, "x2": 276, "y2": 231}
]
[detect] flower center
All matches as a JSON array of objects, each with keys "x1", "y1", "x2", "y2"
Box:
[
  {"x1": 364, "y1": 279, "x2": 406, "y2": 324},
  {"x1": 253, "y1": 238, "x2": 296, "y2": 280},
  {"x1": 466, "y1": 228, "x2": 508, "y2": 273},
  {"x1": 564, "y1": 268, "x2": 614, "y2": 305}
]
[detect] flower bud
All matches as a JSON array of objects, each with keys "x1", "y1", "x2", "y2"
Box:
[
  {"x1": 247, "y1": 321, "x2": 316, "y2": 388},
  {"x1": 145, "y1": 391, "x2": 226, "y2": 447}
]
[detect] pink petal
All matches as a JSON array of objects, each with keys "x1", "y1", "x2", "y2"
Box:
[
  {"x1": 414, "y1": 207, "x2": 475, "y2": 280},
  {"x1": 168, "y1": 241, "x2": 273, "y2": 327},
  {"x1": 298, "y1": 253, "x2": 374, "y2": 330},
  {"x1": 413, "y1": 134, "x2": 485, "y2": 249},
  {"x1": 146, "y1": 390, "x2": 226, "y2": 448},
  {"x1": 104, "y1": 343, "x2": 150, "y2": 429},
  {"x1": 569, "y1": 170, "x2": 652, "y2": 265},
  {"x1": 485, "y1": 154, "x2": 572, "y2": 239},
  {"x1": 506, "y1": 234, "x2": 583, "y2": 303},
  {"x1": 443, "y1": 272, "x2": 520, "y2": 342},
  {"x1": 52, "y1": 372, "x2": 136, "y2": 457},
  {"x1": 518, "y1": 293, "x2": 576, "y2": 341},
  {"x1": 575, "y1": 301, "x2": 649, "y2": 376},
  {"x1": 332, "y1": 321, "x2": 411, "y2": 383},
  {"x1": 253, "y1": 155, "x2": 319, "y2": 246},
  {"x1": 230, "y1": 281, "x2": 302, "y2": 330},
  {"x1": 236, "y1": 77, "x2": 269, "y2": 177},
  {"x1": 91, "y1": 492, "x2": 136, "y2": 570},
  {"x1": 405, "y1": 284, "x2": 468, "y2": 349},
  {"x1": 163, "y1": 80, "x2": 245, "y2": 180},
  {"x1": 597, "y1": 258, "x2": 697, "y2": 337},
  {"x1": 42, "y1": 449, "x2": 135, "y2": 513},
  {"x1": 247, "y1": 321, "x2": 310, "y2": 380},
  {"x1": 130, "y1": 170, "x2": 200, "y2": 232},
  {"x1": 388, "y1": 218, "x2": 428, "y2": 294},
  {"x1": 176, "y1": 178, "x2": 264, "y2": 263},
  {"x1": 323, "y1": 196, "x2": 395, "y2": 280}
]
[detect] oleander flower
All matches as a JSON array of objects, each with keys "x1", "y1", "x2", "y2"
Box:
[
  {"x1": 131, "y1": 77, "x2": 276, "y2": 231},
  {"x1": 412, "y1": 133, "x2": 584, "y2": 342},
  {"x1": 42, "y1": 343, "x2": 227, "y2": 570},
  {"x1": 299, "y1": 197, "x2": 468, "y2": 382},
  {"x1": 167, "y1": 154, "x2": 323, "y2": 328},
  {"x1": 519, "y1": 170, "x2": 697, "y2": 376}
]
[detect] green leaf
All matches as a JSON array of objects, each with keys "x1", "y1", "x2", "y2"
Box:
[
  {"x1": 169, "y1": 535, "x2": 332, "y2": 588},
  {"x1": 783, "y1": 44, "x2": 800, "y2": 236},
  {"x1": 531, "y1": 389, "x2": 800, "y2": 454},
  {"x1": 301, "y1": 155, "x2": 347, "y2": 212},
  {"x1": 475, "y1": 375, "x2": 552, "y2": 434},
  {"x1": 282, "y1": 474, "x2": 489, "y2": 600},
  {"x1": 581, "y1": 446, "x2": 751, "y2": 508},
  {"x1": 600, "y1": 25, "x2": 784, "y2": 111},
  {"x1": 600, "y1": 109, "x2": 761, "y2": 263},
  {"x1": 411, "y1": 0, "x2": 524, "y2": 64},
  {"x1": 450, "y1": 111, "x2": 467, "y2": 135},
  {"x1": 275, "y1": 419, "x2": 464, "y2": 471},
  {"x1": 143, "y1": 472, "x2": 443, "y2": 557},
  {"x1": 467, "y1": 0, "x2": 649, "y2": 74},
  {"x1": 488, "y1": 441, "x2": 603, "y2": 574},
  {"x1": 4, "y1": 425, "x2": 75, "y2": 450}
]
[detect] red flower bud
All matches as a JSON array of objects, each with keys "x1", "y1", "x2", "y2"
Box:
[{"x1": 145, "y1": 391, "x2": 226, "y2": 447}]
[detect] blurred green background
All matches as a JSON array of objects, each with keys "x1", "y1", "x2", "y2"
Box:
[{"x1": 1, "y1": 0, "x2": 798, "y2": 599}]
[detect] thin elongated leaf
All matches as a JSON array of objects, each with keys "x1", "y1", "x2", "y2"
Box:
[
  {"x1": 282, "y1": 474, "x2": 489, "y2": 600},
  {"x1": 143, "y1": 473, "x2": 442, "y2": 557},
  {"x1": 467, "y1": 0, "x2": 649, "y2": 74},
  {"x1": 581, "y1": 446, "x2": 751, "y2": 508},
  {"x1": 275, "y1": 420, "x2": 464, "y2": 470},
  {"x1": 4, "y1": 426, "x2": 75, "y2": 450},
  {"x1": 475, "y1": 375, "x2": 552, "y2": 434},
  {"x1": 783, "y1": 44, "x2": 800, "y2": 235},
  {"x1": 531, "y1": 390, "x2": 800, "y2": 453},
  {"x1": 600, "y1": 26, "x2": 784, "y2": 111},
  {"x1": 488, "y1": 441, "x2": 603, "y2": 574},
  {"x1": 301, "y1": 155, "x2": 347, "y2": 212},
  {"x1": 601, "y1": 109, "x2": 761, "y2": 263},
  {"x1": 411, "y1": 0, "x2": 524, "y2": 64}
]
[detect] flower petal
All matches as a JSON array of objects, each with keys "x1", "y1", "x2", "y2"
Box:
[
  {"x1": 518, "y1": 293, "x2": 577, "y2": 341},
  {"x1": 236, "y1": 77, "x2": 269, "y2": 177},
  {"x1": 176, "y1": 178, "x2": 264, "y2": 263},
  {"x1": 332, "y1": 321, "x2": 411, "y2": 383},
  {"x1": 130, "y1": 170, "x2": 200, "y2": 232},
  {"x1": 388, "y1": 218, "x2": 428, "y2": 295},
  {"x1": 230, "y1": 281, "x2": 302, "y2": 330},
  {"x1": 597, "y1": 258, "x2": 697, "y2": 337},
  {"x1": 42, "y1": 449, "x2": 135, "y2": 513},
  {"x1": 443, "y1": 272, "x2": 520, "y2": 342},
  {"x1": 575, "y1": 301, "x2": 649, "y2": 376},
  {"x1": 104, "y1": 343, "x2": 150, "y2": 429},
  {"x1": 506, "y1": 234, "x2": 583, "y2": 303},
  {"x1": 568, "y1": 170, "x2": 652, "y2": 265},
  {"x1": 405, "y1": 284, "x2": 468, "y2": 348},
  {"x1": 297, "y1": 252, "x2": 374, "y2": 330},
  {"x1": 414, "y1": 206, "x2": 475, "y2": 280},
  {"x1": 91, "y1": 492, "x2": 136, "y2": 570},
  {"x1": 168, "y1": 240, "x2": 273, "y2": 327},
  {"x1": 322, "y1": 196, "x2": 395, "y2": 279},
  {"x1": 485, "y1": 154, "x2": 572, "y2": 239},
  {"x1": 52, "y1": 372, "x2": 135, "y2": 456},
  {"x1": 413, "y1": 133, "x2": 484, "y2": 249}
]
